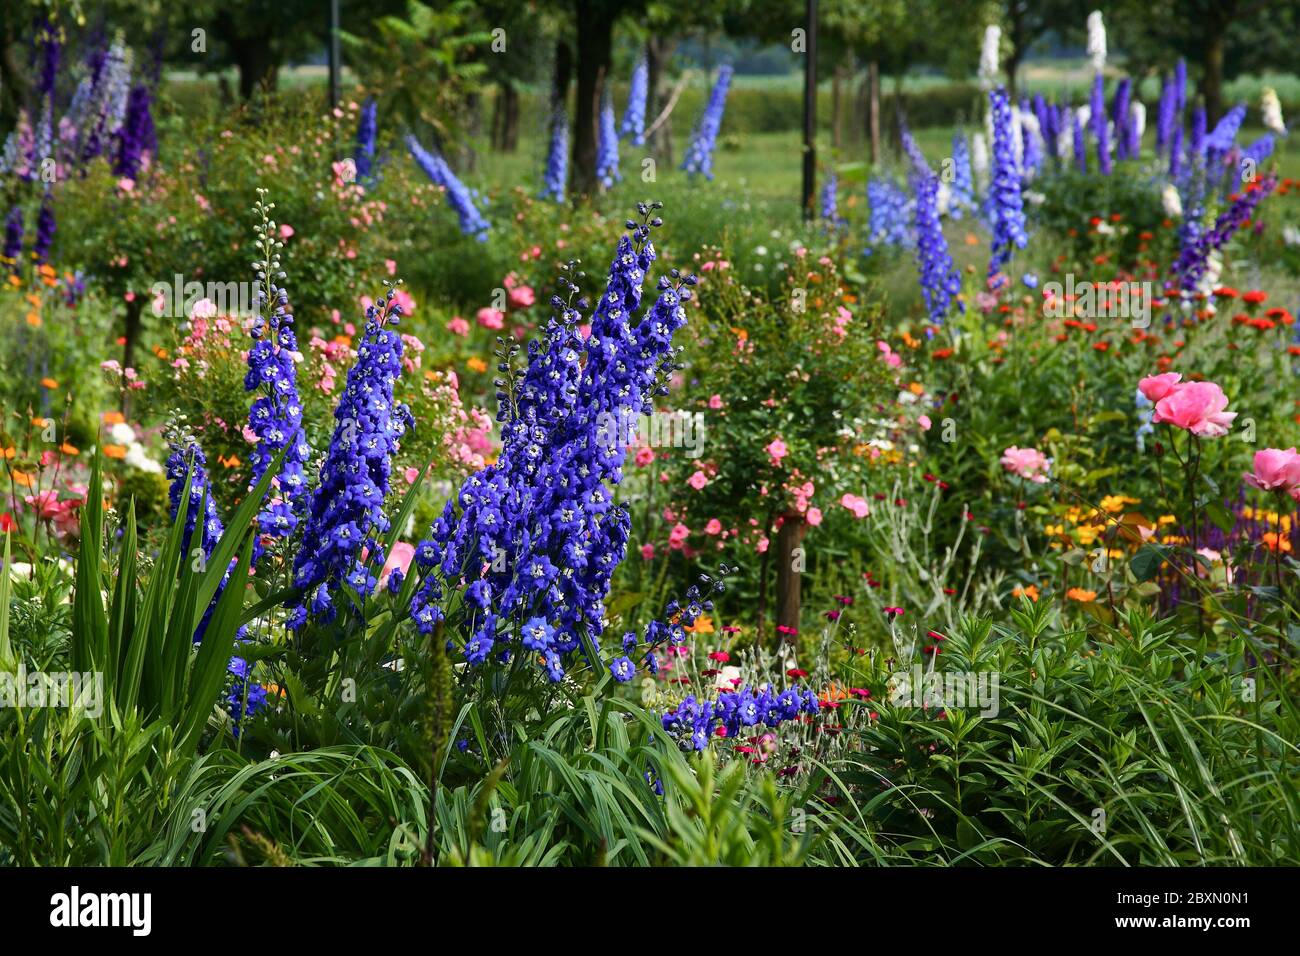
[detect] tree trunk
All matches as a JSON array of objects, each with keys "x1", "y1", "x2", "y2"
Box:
[
  {"x1": 868, "y1": 60, "x2": 880, "y2": 166},
  {"x1": 503, "y1": 83, "x2": 520, "y2": 152},
  {"x1": 0, "y1": 19, "x2": 27, "y2": 130},
  {"x1": 774, "y1": 513, "x2": 808, "y2": 650},
  {"x1": 571, "y1": 0, "x2": 613, "y2": 199},
  {"x1": 831, "y1": 63, "x2": 845, "y2": 150},
  {"x1": 552, "y1": 38, "x2": 573, "y2": 107},
  {"x1": 120, "y1": 297, "x2": 144, "y2": 415},
  {"x1": 230, "y1": 35, "x2": 279, "y2": 100},
  {"x1": 645, "y1": 37, "x2": 676, "y2": 165},
  {"x1": 1202, "y1": 28, "x2": 1226, "y2": 125}
]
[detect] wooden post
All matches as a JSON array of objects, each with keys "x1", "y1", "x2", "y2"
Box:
[{"x1": 775, "y1": 513, "x2": 808, "y2": 648}]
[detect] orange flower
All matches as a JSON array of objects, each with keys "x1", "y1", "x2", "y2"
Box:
[
  {"x1": 819, "y1": 682, "x2": 850, "y2": 706},
  {"x1": 11, "y1": 471, "x2": 34, "y2": 487},
  {"x1": 103, "y1": 444, "x2": 128, "y2": 459},
  {"x1": 684, "y1": 614, "x2": 714, "y2": 634},
  {"x1": 40, "y1": 377, "x2": 58, "y2": 389},
  {"x1": 26, "y1": 312, "x2": 42, "y2": 327},
  {"x1": 466, "y1": 357, "x2": 488, "y2": 373},
  {"x1": 102, "y1": 411, "x2": 125, "y2": 425},
  {"x1": 1066, "y1": 587, "x2": 1098, "y2": 602},
  {"x1": 60, "y1": 443, "x2": 79, "y2": 456},
  {"x1": 1262, "y1": 532, "x2": 1292, "y2": 553},
  {"x1": 1012, "y1": 584, "x2": 1040, "y2": 602}
]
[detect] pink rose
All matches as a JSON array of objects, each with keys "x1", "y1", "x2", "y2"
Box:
[
  {"x1": 704, "y1": 518, "x2": 723, "y2": 535},
  {"x1": 279, "y1": 224, "x2": 294, "y2": 239},
  {"x1": 635, "y1": 446, "x2": 655, "y2": 467},
  {"x1": 508, "y1": 285, "x2": 535, "y2": 309},
  {"x1": 918, "y1": 414, "x2": 932, "y2": 431},
  {"x1": 840, "y1": 493, "x2": 870, "y2": 518},
  {"x1": 640, "y1": 543, "x2": 655, "y2": 560},
  {"x1": 806, "y1": 507, "x2": 823, "y2": 526},
  {"x1": 1153, "y1": 381, "x2": 1236, "y2": 438},
  {"x1": 708, "y1": 394, "x2": 723, "y2": 410},
  {"x1": 447, "y1": 317, "x2": 470, "y2": 337},
  {"x1": 378, "y1": 542, "x2": 415, "y2": 587},
  {"x1": 1244, "y1": 447, "x2": 1300, "y2": 493},
  {"x1": 1139, "y1": 372, "x2": 1182, "y2": 403},
  {"x1": 766, "y1": 438, "x2": 788, "y2": 464},
  {"x1": 476, "y1": 307, "x2": 505, "y2": 330},
  {"x1": 1000, "y1": 446, "x2": 1051, "y2": 484},
  {"x1": 688, "y1": 470, "x2": 708, "y2": 490}
]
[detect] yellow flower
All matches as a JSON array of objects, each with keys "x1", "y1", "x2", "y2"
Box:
[{"x1": 1099, "y1": 494, "x2": 1139, "y2": 512}]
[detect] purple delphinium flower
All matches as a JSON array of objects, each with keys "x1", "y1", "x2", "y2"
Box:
[
  {"x1": 1189, "y1": 107, "x2": 1207, "y2": 157},
  {"x1": 1240, "y1": 134, "x2": 1275, "y2": 190},
  {"x1": 866, "y1": 177, "x2": 914, "y2": 251},
  {"x1": 33, "y1": 192, "x2": 55, "y2": 264},
  {"x1": 1073, "y1": 110, "x2": 1087, "y2": 173},
  {"x1": 949, "y1": 133, "x2": 975, "y2": 217},
  {"x1": 620, "y1": 57, "x2": 648, "y2": 145},
  {"x1": 2, "y1": 206, "x2": 23, "y2": 274},
  {"x1": 354, "y1": 97, "x2": 377, "y2": 181},
  {"x1": 1089, "y1": 73, "x2": 1106, "y2": 141},
  {"x1": 988, "y1": 87, "x2": 1028, "y2": 278},
  {"x1": 1111, "y1": 79, "x2": 1131, "y2": 160},
  {"x1": 539, "y1": 103, "x2": 568, "y2": 202},
  {"x1": 1156, "y1": 74, "x2": 1177, "y2": 156},
  {"x1": 288, "y1": 289, "x2": 413, "y2": 629},
  {"x1": 820, "y1": 169, "x2": 844, "y2": 230},
  {"x1": 912, "y1": 169, "x2": 960, "y2": 322},
  {"x1": 596, "y1": 90, "x2": 622, "y2": 188},
  {"x1": 1172, "y1": 173, "x2": 1277, "y2": 292},
  {"x1": 1168, "y1": 126, "x2": 1184, "y2": 179},
  {"x1": 899, "y1": 121, "x2": 930, "y2": 176},
  {"x1": 113, "y1": 84, "x2": 154, "y2": 178},
  {"x1": 406, "y1": 135, "x2": 490, "y2": 241},
  {"x1": 661, "y1": 684, "x2": 818, "y2": 752},
  {"x1": 1097, "y1": 105, "x2": 1112, "y2": 175},
  {"x1": 1205, "y1": 103, "x2": 1247, "y2": 153},
  {"x1": 164, "y1": 433, "x2": 268, "y2": 728},
  {"x1": 682, "y1": 65, "x2": 733, "y2": 180},
  {"x1": 407, "y1": 204, "x2": 692, "y2": 684},
  {"x1": 1174, "y1": 60, "x2": 1187, "y2": 114},
  {"x1": 244, "y1": 196, "x2": 311, "y2": 561}
]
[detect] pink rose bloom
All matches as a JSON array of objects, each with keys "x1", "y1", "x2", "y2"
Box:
[
  {"x1": 1244, "y1": 447, "x2": 1300, "y2": 493},
  {"x1": 709, "y1": 394, "x2": 723, "y2": 410},
  {"x1": 704, "y1": 518, "x2": 723, "y2": 535},
  {"x1": 392, "y1": 289, "x2": 416, "y2": 315},
  {"x1": 476, "y1": 307, "x2": 505, "y2": 330},
  {"x1": 688, "y1": 470, "x2": 708, "y2": 490},
  {"x1": 807, "y1": 507, "x2": 823, "y2": 526},
  {"x1": 279, "y1": 224, "x2": 294, "y2": 239},
  {"x1": 756, "y1": 536, "x2": 770, "y2": 554},
  {"x1": 635, "y1": 446, "x2": 655, "y2": 467},
  {"x1": 447, "y1": 317, "x2": 470, "y2": 337},
  {"x1": 378, "y1": 542, "x2": 416, "y2": 587},
  {"x1": 918, "y1": 414, "x2": 932, "y2": 431},
  {"x1": 404, "y1": 466, "x2": 421, "y2": 485},
  {"x1": 640, "y1": 543, "x2": 655, "y2": 560},
  {"x1": 116, "y1": 177, "x2": 135, "y2": 193},
  {"x1": 508, "y1": 285, "x2": 535, "y2": 309},
  {"x1": 1000, "y1": 446, "x2": 1051, "y2": 483},
  {"x1": 668, "y1": 523, "x2": 690, "y2": 549},
  {"x1": 1139, "y1": 372, "x2": 1183, "y2": 403},
  {"x1": 766, "y1": 438, "x2": 788, "y2": 464},
  {"x1": 1153, "y1": 381, "x2": 1236, "y2": 437},
  {"x1": 840, "y1": 493, "x2": 870, "y2": 518}
]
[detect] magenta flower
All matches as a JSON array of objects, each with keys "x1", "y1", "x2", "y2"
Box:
[
  {"x1": 1138, "y1": 372, "x2": 1182, "y2": 403},
  {"x1": 1244, "y1": 447, "x2": 1300, "y2": 495},
  {"x1": 1152, "y1": 381, "x2": 1236, "y2": 438}
]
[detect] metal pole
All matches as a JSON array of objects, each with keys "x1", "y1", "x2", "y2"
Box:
[
  {"x1": 801, "y1": 0, "x2": 818, "y2": 220},
  {"x1": 328, "y1": 0, "x2": 340, "y2": 108}
]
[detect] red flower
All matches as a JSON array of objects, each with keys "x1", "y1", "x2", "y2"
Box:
[
  {"x1": 708, "y1": 650, "x2": 730, "y2": 662},
  {"x1": 786, "y1": 668, "x2": 809, "y2": 678},
  {"x1": 0, "y1": 513, "x2": 15, "y2": 532},
  {"x1": 1243, "y1": 290, "x2": 1267, "y2": 306}
]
